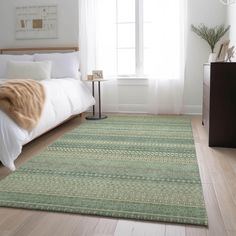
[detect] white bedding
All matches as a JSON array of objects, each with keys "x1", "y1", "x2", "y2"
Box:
[{"x1": 0, "y1": 78, "x2": 95, "y2": 171}]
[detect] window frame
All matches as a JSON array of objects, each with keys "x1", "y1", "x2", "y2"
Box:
[{"x1": 115, "y1": 0, "x2": 144, "y2": 77}]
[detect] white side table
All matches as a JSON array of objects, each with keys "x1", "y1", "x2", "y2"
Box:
[{"x1": 84, "y1": 79, "x2": 107, "y2": 120}]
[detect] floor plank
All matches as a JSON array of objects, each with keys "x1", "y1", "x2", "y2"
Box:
[
  {"x1": 185, "y1": 226, "x2": 207, "y2": 236},
  {"x1": 9, "y1": 211, "x2": 46, "y2": 236},
  {"x1": 114, "y1": 220, "x2": 165, "y2": 236},
  {"x1": 202, "y1": 146, "x2": 236, "y2": 232},
  {"x1": 210, "y1": 172, "x2": 236, "y2": 231},
  {"x1": 166, "y1": 225, "x2": 185, "y2": 236},
  {"x1": 0, "y1": 231, "x2": 11, "y2": 236},
  {"x1": 0, "y1": 209, "x2": 33, "y2": 233},
  {"x1": 93, "y1": 218, "x2": 118, "y2": 236},
  {"x1": 202, "y1": 184, "x2": 227, "y2": 236},
  {"x1": 71, "y1": 216, "x2": 100, "y2": 236},
  {"x1": 194, "y1": 143, "x2": 211, "y2": 184},
  {"x1": 215, "y1": 149, "x2": 236, "y2": 205},
  {"x1": 227, "y1": 230, "x2": 236, "y2": 236}
]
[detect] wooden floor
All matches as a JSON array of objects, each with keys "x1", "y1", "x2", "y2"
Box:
[{"x1": 0, "y1": 114, "x2": 236, "y2": 236}]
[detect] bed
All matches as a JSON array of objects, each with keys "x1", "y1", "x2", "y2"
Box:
[{"x1": 0, "y1": 47, "x2": 95, "y2": 171}]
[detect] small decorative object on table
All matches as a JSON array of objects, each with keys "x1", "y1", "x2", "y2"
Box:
[
  {"x1": 92, "y1": 70, "x2": 103, "y2": 79},
  {"x1": 219, "y1": 0, "x2": 236, "y2": 5},
  {"x1": 191, "y1": 24, "x2": 230, "y2": 62},
  {"x1": 216, "y1": 40, "x2": 230, "y2": 62},
  {"x1": 226, "y1": 46, "x2": 235, "y2": 62}
]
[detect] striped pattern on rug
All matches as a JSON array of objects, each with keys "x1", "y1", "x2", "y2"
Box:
[{"x1": 0, "y1": 115, "x2": 208, "y2": 226}]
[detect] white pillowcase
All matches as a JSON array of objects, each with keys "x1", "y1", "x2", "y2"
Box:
[
  {"x1": 34, "y1": 51, "x2": 80, "y2": 79},
  {"x1": 6, "y1": 61, "x2": 52, "y2": 80},
  {"x1": 0, "y1": 54, "x2": 34, "y2": 78}
]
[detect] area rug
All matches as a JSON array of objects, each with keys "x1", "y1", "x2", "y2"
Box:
[{"x1": 0, "y1": 115, "x2": 208, "y2": 226}]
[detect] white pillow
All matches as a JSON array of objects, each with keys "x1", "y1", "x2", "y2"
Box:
[
  {"x1": 0, "y1": 54, "x2": 34, "y2": 78},
  {"x1": 6, "y1": 61, "x2": 52, "y2": 80},
  {"x1": 34, "y1": 51, "x2": 80, "y2": 79}
]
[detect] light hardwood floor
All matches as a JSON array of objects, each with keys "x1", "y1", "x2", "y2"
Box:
[{"x1": 0, "y1": 114, "x2": 236, "y2": 236}]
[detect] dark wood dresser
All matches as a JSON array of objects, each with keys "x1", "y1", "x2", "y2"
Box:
[{"x1": 202, "y1": 62, "x2": 236, "y2": 147}]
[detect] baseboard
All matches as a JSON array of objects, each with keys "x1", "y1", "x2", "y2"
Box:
[
  {"x1": 102, "y1": 104, "x2": 202, "y2": 115},
  {"x1": 103, "y1": 104, "x2": 148, "y2": 113},
  {"x1": 183, "y1": 105, "x2": 202, "y2": 115}
]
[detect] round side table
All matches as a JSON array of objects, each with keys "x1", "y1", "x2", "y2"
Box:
[{"x1": 84, "y1": 79, "x2": 107, "y2": 120}]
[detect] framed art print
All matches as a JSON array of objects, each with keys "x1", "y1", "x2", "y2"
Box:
[{"x1": 15, "y1": 5, "x2": 58, "y2": 39}]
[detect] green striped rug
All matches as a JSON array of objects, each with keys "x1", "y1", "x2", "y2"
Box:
[{"x1": 0, "y1": 115, "x2": 208, "y2": 226}]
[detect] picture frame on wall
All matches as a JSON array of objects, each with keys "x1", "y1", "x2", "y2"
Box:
[
  {"x1": 216, "y1": 40, "x2": 230, "y2": 62},
  {"x1": 87, "y1": 75, "x2": 95, "y2": 80},
  {"x1": 15, "y1": 5, "x2": 58, "y2": 39}
]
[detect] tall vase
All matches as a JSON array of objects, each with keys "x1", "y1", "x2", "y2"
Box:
[{"x1": 208, "y1": 53, "x2": 217, "y2": 62}]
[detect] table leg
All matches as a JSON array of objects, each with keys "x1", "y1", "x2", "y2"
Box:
[
  {"x1": 98, "y1": 81, "x2": 101, "y2": 118},
  {"x1": 92, "y1": 81, "x2": 95, "y2": 116},
  {"x1": 86, "y1": 80, "x2": 107, "y2": 120}
]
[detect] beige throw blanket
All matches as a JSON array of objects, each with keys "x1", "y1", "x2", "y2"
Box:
[{"x1": 0, "y1": 79, "x2": 45, "y2": 131}]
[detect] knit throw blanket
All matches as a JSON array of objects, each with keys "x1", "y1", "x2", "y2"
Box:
[{"x1": 0, "y1": 79, "x2": 45, "y2": 131}]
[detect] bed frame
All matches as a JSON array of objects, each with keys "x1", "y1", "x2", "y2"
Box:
[{"x1": 0, "y1": 47, "x2": 79, "y2": 54}]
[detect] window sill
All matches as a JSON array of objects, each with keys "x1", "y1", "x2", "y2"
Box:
[
  {"x1": 108, "y1": 76, "x2": 148, "y2": 80},
  {"x1": 118, "y1": 77, "x2": 148, "y2": 80}
]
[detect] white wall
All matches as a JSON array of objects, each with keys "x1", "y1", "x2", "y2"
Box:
[
  {"x1": 0, "y1": 0, "x2": 79, "y2": 48},
  {"x1": 0, "y1": 0, "x2": 227, "y2": 114},
  {"x1": 184, "y1": 0, "x2": 226, "y2": 114},
  {"x1": 227, "y1": 4, "x2": 236, "y2": 59}
]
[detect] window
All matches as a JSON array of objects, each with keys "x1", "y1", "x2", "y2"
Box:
[
  {"x1": 96, "y1": 0, "x2": 184, "y2": 79},
  {"x1": 117, "y1": 0, "x2": 136, "y2": 75}
]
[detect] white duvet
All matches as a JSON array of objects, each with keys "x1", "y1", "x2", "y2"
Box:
[{"x1": 0, "y1": 78, "x2": 95, "y2": 171}]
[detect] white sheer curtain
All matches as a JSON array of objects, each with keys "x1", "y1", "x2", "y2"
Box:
[
  {"x1": 146, "y1": 0, "x2": 187, "y2": 114},
  {"x1": 78, "y1": 0, "x2": 97, "y2": 79},
  {"x1": 79, "y1": 0, "x2": 119, "y2": 112},
  {"x1": 79, "y1": 0, "x2": 187, "y2": 114}
]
